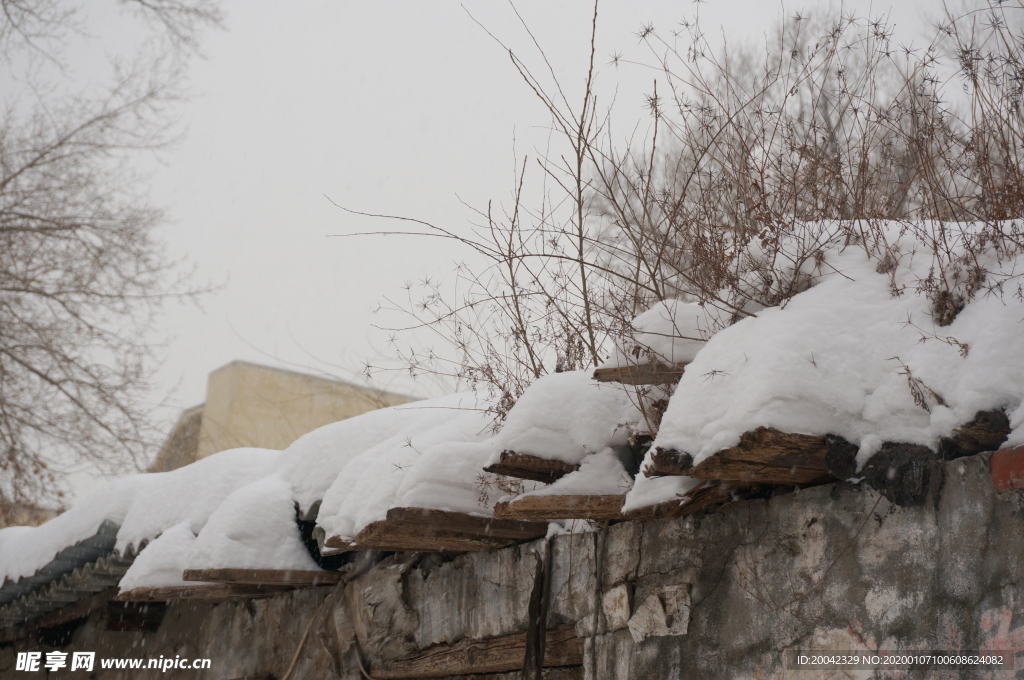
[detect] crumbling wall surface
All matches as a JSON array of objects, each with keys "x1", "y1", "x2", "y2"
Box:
[
  {"x1": 1, "y1": 587, "x2": 343, "y2": 680},
  {"x1": 606, "y1": 452, "x2": 1024, "y2": 679},
  {"x1": 5, "y1": 452, "x2": 1024, "y2": 679}
]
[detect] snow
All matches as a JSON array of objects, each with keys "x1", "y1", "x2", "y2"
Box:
[
  {"x1": 519, "y1": 447, "x2": 634, "y2": 498},
  {"x1": 316, "y1": 392, "x2": 496, "y2": 541},
  {"x1": 118, "y1": 522, "x2": 197, "y2": 592},
  {"x1": 622, "y1": 475, "x2": 702, "y2": 514},
  {"x1": 629, "y1": 226, "x2": 1024, "y2": 509},
  {"x1": 605, "y1": 299, "x2": 717, "y2": 368},
  {"x1": 0, "y1": 448, "x2": 283, "y2": 585},
  {"x1": 186, "y1": 475, "x2": 319, "y2": 572},
  {"x1": 393, "y1": 442, "x2": 495, "y2": 515},
  {"x1": 490, "y1": 371, "x2": 643, "y2": 465},
  {"x1": 276, "y1": 399, "x2": 459, "y2": 516},
  {"x1": 6, "y1": 229, "x2": 1021, "y2": 587},
  {"x1": 115, "y1": 449, "x2": 285, "y2": 551}
]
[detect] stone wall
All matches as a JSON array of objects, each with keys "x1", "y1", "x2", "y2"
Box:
[{"x1": 4, "y1": 451, "x2": 1024, "y2": 679}]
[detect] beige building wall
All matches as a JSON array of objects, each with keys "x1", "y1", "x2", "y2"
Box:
[
  {"x1": 194, "y1": 361, "x2": 414, "y2": 459},
  {"x1": 149, "y1": 404, "x2": 205, "y2": 472}
]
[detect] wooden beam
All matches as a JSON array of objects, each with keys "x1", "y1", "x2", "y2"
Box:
[
  {"x1": 182, "y1": 568, "x2": 342, "y2": 586},
  {"x1": 645, "y1": 449, "x2": 694, "y2": 476},
  {"x1": 385, "y1": 507, "x2": 549, "y2": 541},
  {"x1": 114, "y1": 583, "x2": 293, "y2": 603},
  {"x1": 483, "y1": 451, "x2": 579, "y2": 483},
  {"x1": 493, "y1": 494, "x2": 626, "y2": 521},
  {"x1": 368, "y1": 624, "x2": 582, "y2": 678},
  {"x1": 592, "y1": 361, "x2": 687, "y2": 385},
  {"x1": 326, "y1": 520, "x2": 516, "y2": 554},
  {"x1": 939, "y1": 409, "x2": 1010, "y2": 460},
  {"x1": 644, "y1": 427, "x2": 835, "y2": 486}
]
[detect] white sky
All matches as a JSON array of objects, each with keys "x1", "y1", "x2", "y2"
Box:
[{"x1": 6, "y1": 0, "x2": 945, "y2": 500}]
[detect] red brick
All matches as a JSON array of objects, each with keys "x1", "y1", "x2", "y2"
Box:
[{"x1": 990, "y1": 445, "x2": 1024, "y2": 492}]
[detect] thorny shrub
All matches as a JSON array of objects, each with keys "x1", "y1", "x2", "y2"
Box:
[{"x1": 357, "y1": 1, "x2": 1024, "y2": 435}]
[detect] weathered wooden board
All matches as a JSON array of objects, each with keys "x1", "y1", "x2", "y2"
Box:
[
  {"x1": 645, "y1": 427, "x2": 835, "y2": 486},
  {"x1": 939, "y1": 410, "x2": 1011, "y2": 460},
  {"x1": 327, "y1": 520, "x2": 516, "y2": 554},
  {"x1": 182, "y1": 568, "x2": 342, "y2": 586},
  {"x1": 484, "y1": 451, "x2": 580, "y2": 483},
  {"x1": 385, "y1": 507, "x2": 549, "y2": 540},
  {"x1": 493, "y1": 494, "x2": 626, "y2": 521},
  {"x1": 645, "y1": 449, "x2": 694, "y2": 476},
  {"x1": 592, "y1": 362, "x2": 687, "y2": 385},
  {"x1": 114, "y1": 583, "x2": 293, "y2": 603},
  {"x1": 368, "y1": 624, "x2": 583, "y2": 678}
]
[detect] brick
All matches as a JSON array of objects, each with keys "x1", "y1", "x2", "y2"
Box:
[{"x1": 990, "y1": 446, "x2": 1024, "y2": 492}]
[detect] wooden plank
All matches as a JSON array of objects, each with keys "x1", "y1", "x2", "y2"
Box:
[
  {"x1": 493, "y1": 494, "x2": 626, "y2": 521},
  {"x1": 644, "y1": 427, "x2": 835, "y2": 486},
  {"x1": 369, "y1": 624, "x2": 582, "y2": 679},
  {"x1": 114, "y1": 583, "x2": 293, "y2": 603},
  {"x1": 181, "y1": 568, "x2": 342, "y2": 586},
  {"x1": 483, "y1": 451, "x2": 579, "y2": 483},
  {"x1": 939, "y1": 409, "x2": 1010, "y2": 460},
  {"x1": 644, "y1": 449, "x2": 694, "y2": 476},
  {"x1": 592, "y1": 362, "x2": 687, "y2": 385},
  {"x1": 385, "y1": 507, "x2": 549, "y2": 540},
  {"x1": 326, "y1": 520, "x2": 516, "y2": 554},
  {"x1": 688, "y1": 457, "x2": 831, "y2": 486}
]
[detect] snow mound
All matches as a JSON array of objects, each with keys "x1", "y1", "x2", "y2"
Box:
[
  {"x1": 629, "y1": 229, "x2": 1024, "y2": 509},
  {"x1": 491, "y1": 371, "x2": 642, "y2": 465},
  {"x1": 605, "y1": 300, "x2": 718, "y2": 368},
  {"x1": 118, "y1": 522, "x2": 197, "y2": 592},
  {"x1": 277, "y1": 397, "x2": 448, "y2": 516},
  {"x1": 187, "y1": 475, "x2": 319, "y2": 572},
  {"x1": 316, "y1": 391, "x2": 496, "y2": 541},
  {"x1": 115, "y1": 448, "x2": 285, "y2": 551},
  {"x1": 519, "y1": 447, "x2": 634, "y2": 498},
  {"x1": 393, "y1": 441, "x2": 495, "y2": 516},
  {"x1": 0, "y1": 448, "x2": 283, "y2": 585}
]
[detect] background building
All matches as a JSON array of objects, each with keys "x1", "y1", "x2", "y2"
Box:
[{"x1": 150, "y1": 361, "x2": 415, "y2": 472}]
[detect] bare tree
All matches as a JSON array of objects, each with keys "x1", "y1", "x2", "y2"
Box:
[
  {"x1": 355, "y1": 1, "x2": 1024, "y2": 438},
  {"x1": 0, "y1": 0, "x2": 221, "y2": 518}
]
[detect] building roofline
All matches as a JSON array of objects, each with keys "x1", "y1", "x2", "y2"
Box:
[{"x1": 209, "y1": 360, "x2": 417, "y2": 401}]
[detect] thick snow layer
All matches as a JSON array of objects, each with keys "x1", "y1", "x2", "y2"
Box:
[
  {"x1": 605, "y1": 300, "x2": 717, "y2": 368},
  {"x1": 393, "y1": 442, "x2": 495, "y2": 516},
  {"x1": 520, "y1": 448, "x2": 634, "y2": 498},
  {"x1": 628, "y1": 231, "x2": 1024, "y2": 509},
  {"x1": 0, "y1": 448, "x2": 283, "y2": 585},
  {"x1": 490, "y1": 371, "x2": 642, "y2": 465},
  {"x1": 316, "y1": 392, "x2": 496, "y2": 541},
  {"x1": 1, "y1": 391, "x2": 502, "y2": 585},
  {"x1": 187, "y1": 475, "x2": 319, "y2": 572},
  {"x1": 118, "y1": 522, "x2": 197, "y2": 592},
  {"x1": 115, "y1": 449, "x2": 285, "y2": 551},
  {"x1": 277, "y1": 399, "x2": 447, "y2": 516}
]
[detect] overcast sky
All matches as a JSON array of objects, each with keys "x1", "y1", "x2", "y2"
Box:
[{"x1": 34, "y1": 0, "x2": 943, "y2": 499}]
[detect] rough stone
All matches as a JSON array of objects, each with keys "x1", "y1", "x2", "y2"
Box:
[{"x1": 6, "y1": 452, "x2": 1024, "y2": 679}]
